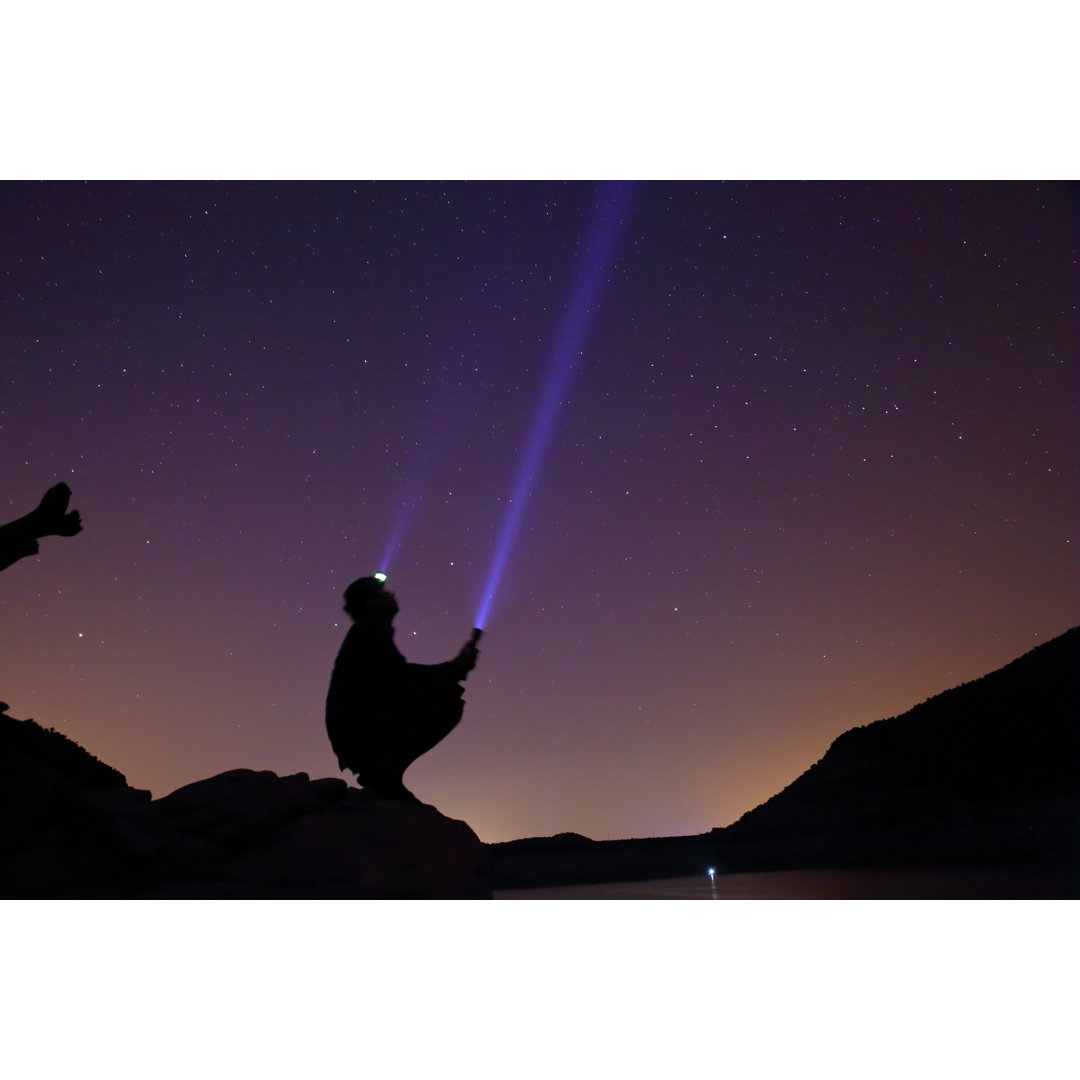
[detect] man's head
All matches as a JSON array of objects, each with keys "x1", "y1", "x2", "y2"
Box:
[{"x1": 343, "y1": 575, "x2": 398, "y2": 620}]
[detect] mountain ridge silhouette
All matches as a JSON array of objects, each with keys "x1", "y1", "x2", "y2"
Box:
[
  {"x1": 3, "y1": 627, "x2": 1076, "y2": 896},
  {"x1": 489, "y1": 627, "x2": 1079, "y2": 890},
  {"x1": 713, "y1": 626, "x2": 1078, "y2": 872}
]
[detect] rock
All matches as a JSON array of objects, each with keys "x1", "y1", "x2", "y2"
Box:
[
  {"x1": 0, "y1": 712, "x2": 492, "y2": 899},
  {"x1": 153, "y1": 769, "x2": 350, "y2": 850},
  {"x1": 143, "y1": 770, "x2": 491, "y2": 899}
]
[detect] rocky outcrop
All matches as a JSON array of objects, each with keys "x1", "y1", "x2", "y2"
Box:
[
  {"x1": 713, "y1": 627, "x2": 1080, "y2": 872},
  {"x1": 0, "y1": 709, "x2": 491, "y2": 899}
]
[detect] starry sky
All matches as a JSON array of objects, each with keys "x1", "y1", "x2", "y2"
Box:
[{"x1": 2, "y1": 180, "x2": 1076, "y2": 843}]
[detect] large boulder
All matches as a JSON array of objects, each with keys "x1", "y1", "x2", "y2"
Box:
[
  {"x1": 144, "y1": 769, "x2": 491, "y2": 899},
  {"x1": 0, "y1": 709, "x2": 491, "y2": 899}
]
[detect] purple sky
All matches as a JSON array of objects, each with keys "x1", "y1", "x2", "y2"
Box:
[{"x1": 2, "y1": 180, "x2": 1076, "y2": 842}]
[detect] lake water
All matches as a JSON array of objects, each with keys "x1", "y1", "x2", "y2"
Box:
[{"x1": 494, "y1": 864, "x2": 1076, "y2": 899}]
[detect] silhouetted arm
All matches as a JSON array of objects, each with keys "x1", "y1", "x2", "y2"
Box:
[
  {"x1": 0, "y1": 532, "x2": 39, "y2": 573},
  {"x1": 0, "y1": 483, "x2": 82, "y2": 574},
  {"x1": 407, "y1": 641, "x2": 479, "y2": 683}
]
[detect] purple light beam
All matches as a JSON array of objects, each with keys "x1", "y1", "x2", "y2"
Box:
[
  {"x1": 379, "y1": 491, "x2": 422, "y2": 576},
  {"x1": 474, "y1": 182, "x2": 636, "y2": 629}
]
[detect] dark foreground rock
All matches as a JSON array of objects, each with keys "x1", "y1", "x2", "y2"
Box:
[{"x1": 0, "y1": 711, "x2": 491, "y2": 899}]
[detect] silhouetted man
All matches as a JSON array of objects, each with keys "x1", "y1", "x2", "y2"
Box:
[
  {"x1": 325, "y1": 576, "x2": 479, "y2": 800},
  {"x1": 0, "y1": 483, "x2": 82, "y2": 574}
]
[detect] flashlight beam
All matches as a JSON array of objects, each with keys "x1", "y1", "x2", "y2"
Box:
[{"x1": 474, "y1": 183, "x2": 636, "y2": 629}]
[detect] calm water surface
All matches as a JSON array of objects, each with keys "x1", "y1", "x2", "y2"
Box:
[{"x1": 495, "y1": 864, "x2": 1076, "y2": 899}]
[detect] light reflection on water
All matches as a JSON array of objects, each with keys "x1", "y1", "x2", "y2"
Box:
[{"x1": 495, "y1": 864, "x2": 1075, "y2": 900}]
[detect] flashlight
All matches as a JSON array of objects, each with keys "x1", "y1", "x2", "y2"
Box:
[
  {"x1": 374, "y1": 572, "x2": 387, "y2": 582},
  {"x1": 469, "y1": 627, "x2": 483, "y2": 647}
]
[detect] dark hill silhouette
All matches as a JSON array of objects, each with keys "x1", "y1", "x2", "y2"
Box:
[
  {"x1": 714, "y1": 626, "x2": 1079, "y2": 872},
  {"x1": 489, "y1": 831, "x2": 712, "y2": 891},
  {"x1": 489, "y1": 627, "x2": 1078, "y2": 891},
  {"x1": 4, "y1": 629, "x2": 1076, "y2": 896},
  {"x1": 0, "y1": 704, "x2": 127, "y2": 790}
]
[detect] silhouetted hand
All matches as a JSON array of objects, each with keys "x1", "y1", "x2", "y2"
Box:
[
  {"x1": 453, "y1": 642, "x2": 479, "y2": 678},
  {"x1": 0, "y1": 483, "x2": 83, "y2": 574},
  {"x1": 53, "y1": 509, "x2": 82, "y2": 536},
  {"x1": 32, "y1": 483, "x2": 82, "y2": 538}
]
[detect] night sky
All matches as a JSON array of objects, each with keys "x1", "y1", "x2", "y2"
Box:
[{"x1": 2, "y1": 180, "x2": 1076, "y2": 843}]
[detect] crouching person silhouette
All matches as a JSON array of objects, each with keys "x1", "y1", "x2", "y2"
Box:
[{"x1": 325, "y1": 575, "x2": 479, "y2": 801}]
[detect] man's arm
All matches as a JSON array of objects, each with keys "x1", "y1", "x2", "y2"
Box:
[
  {"x1": 0, "y1": 483, "x2": 82, "y2": 574},
  {"x1": 405, "y1": 640, "x2": 480, "y2": 683}
]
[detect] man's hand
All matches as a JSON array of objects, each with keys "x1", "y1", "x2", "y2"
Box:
[
  {"x1": 32, "y1": 483, "x2": 83, "y2": 538},
  {"x1": 453, "y1": 641, "x2": 479, "y2": 677}
]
